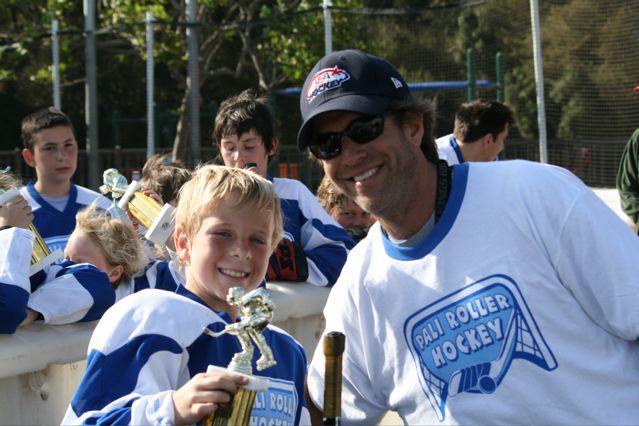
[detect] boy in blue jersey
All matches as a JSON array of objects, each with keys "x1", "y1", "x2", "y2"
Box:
[
  {"x1": 19, "y1": 107, "x2": 111, "y2": 254},
  {"x1": 435, "y1": 99, "x2": 514, "y2": 165},
  {"x1": 214, "y1": 89, "x2": 354, "y2": 286},
  {"x1": 0, "y1": 171, "x2": 115, "y2": 334},
  {"x1": 64, "y1": 205, "x2": 184, "y2": 300},
  {"x1": 63, "y1": 165, "x2": 310, "y2": 425}
]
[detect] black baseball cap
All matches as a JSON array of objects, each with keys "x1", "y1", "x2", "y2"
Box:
[{"x1": 297, "y1": 49, "x2": 412, "y2": 151}]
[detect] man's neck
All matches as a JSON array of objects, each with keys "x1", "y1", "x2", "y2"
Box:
[
  {"x1": 378, "y1": 161, "x2": 438, "y2": 240},
  {"x1": 34, "y1": 179, "x2": 72, "y2": 198}
]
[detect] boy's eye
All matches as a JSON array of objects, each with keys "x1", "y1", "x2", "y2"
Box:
[
  {"x1": 251, "y1": 237, "x2": 266, "y2": 245},
  {"x1": 212, "y1": 230, "x2": 232, "y2": 238}
]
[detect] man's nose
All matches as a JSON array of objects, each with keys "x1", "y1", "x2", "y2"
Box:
[{"x1": 341, "y1": 138, "x2": 367, "y2": 164}]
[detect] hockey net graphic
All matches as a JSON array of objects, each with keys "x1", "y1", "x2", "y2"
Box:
[{"x1": 420, "y1": 302, "x2": 557, "y2": 420}]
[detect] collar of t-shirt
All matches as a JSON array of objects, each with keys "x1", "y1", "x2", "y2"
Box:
[
  {"x1": 386, "y1": 212, "x2": 435, "y2": 247},
  {"x1": 41, "y1": 195, "x2": 69, "y2": 212}
]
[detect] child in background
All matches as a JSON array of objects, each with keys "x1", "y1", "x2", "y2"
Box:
[
  {"x1": 316, "y1": 175, "x2": 375, "y2": 243},
  {"x1": 20, "y1": 107, "x2": 111, "y2": 254},
  {"x1": 0, "y1": 171, "x2": 114, "y2": 334},
  {"x1": 213, "y1": 89, "x2": 354, "y2": 286},
  {"x1": 64, "y1": 205, "x2": 183, "y2": 301},
  {"x1": 63, "y1": 165, "x2": 309, "y2": 425},
  {"x1": 139, "y1": 152, "x2": 192, "y2": 207}
]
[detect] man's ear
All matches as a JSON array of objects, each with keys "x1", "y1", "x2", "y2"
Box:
[
  {"x1": 402, "y1": 112, "x2": 424, "y2": 148},
  {"x1": 22, "y1": 148, "x2": 35, "y2": 167},
  {"x1": 174, "y1": 226, "x2": 191, "y2": 265}
]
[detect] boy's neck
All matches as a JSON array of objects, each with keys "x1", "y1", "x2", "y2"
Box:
[{"x1": 34, "y1": 179, "x2": 72, "y2": 198}]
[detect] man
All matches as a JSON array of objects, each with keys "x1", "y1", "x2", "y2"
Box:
[
  {"x1": 436, "y1": 99, "x2": 514, "y2": 165},
  {"x1": 298, "y1": 49, "x2": 639, "y2": 424},
  {"x1": 616, "y1": 86, "x2": 639, "y2": 232}
]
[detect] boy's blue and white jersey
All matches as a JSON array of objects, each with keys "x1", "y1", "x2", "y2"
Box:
[
  {"x1": 0, "y1": 227, "x2": 115, "y2": 334},
  {"x1": 272, "y1": 177, "x2": 354, "y2": 287},
  {"x1": 436, "y1": 134, "x2": 463, "y2": 165},
  {"x1": 62, "y1": 286, "x2": 310, "y2": 425},
  {"x1": 114, "y1": 259, "x2": 183, "y2": 301},
  {"x1": 20, "y1": 181, "x2": 112, "y2": 254}
]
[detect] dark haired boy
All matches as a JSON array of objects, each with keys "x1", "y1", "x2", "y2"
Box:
[
  {"x1": 436, "y1": 99, "x2": 514, "y2": 164},
  {"x1": 20, "y1": 107, "x2": 111, "y2": 254},
  {"x1": 214, "y1": 90, "x2": 354, "y2": 287}
]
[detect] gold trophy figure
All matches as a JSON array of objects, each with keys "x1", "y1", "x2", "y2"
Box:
[
  {"x1": 99, "y1": 168, "x2": 175, "y2": 246},
  {"x1": 202, "y1": 287, "x2": 277, "y2": 426},
  {"x1": 0, "y1": 187, "x2": 63, "y2": 276}
]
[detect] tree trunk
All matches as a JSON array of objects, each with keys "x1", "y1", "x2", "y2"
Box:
[{"x1": 171, "y1": 90, "x2": 190, "y2": 164}]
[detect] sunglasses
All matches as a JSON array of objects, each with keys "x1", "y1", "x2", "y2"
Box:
[{"x1": 309, "y1": 114, "x2": 387, "y2": 160}]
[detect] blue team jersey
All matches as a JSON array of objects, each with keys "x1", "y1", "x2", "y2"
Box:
[
  {"x1": 63, "y1": 285, "x2": 310, "y2": 425},
  {"x1": 271, "y1": 177, "x2": 354, "y2": 287},
  {"x1": 0, "y1": 227, "x2": 115, "y2": 334},
  {"x1": 20, "y1": 181, "x2": 112, "y2": 254}
]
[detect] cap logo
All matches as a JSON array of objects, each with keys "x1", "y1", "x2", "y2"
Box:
[
  {"x1": 306, "y1": 66, "x2": 351, "y2": 103},
  {"x1": 391, "y1": 77, "x2": 403, "y2": 89}
]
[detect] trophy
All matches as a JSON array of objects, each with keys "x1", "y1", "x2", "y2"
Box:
[
  {"x1": 0, "y1": 187, "x2": 63, "y2": 275},
  {"x1": 202, "y1": 287, "x2": 276, "y2": 426},
  {"x1": 99, "y1": 168, "x2": 175, "y2": 246}
]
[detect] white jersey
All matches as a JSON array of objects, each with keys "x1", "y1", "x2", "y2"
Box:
[
  {"x1": 20, "y1": 181, "x2": 112, "y2": 254},
  {"x1": 436, "y1": 133, "x2": 463, "y2": 165},
  {"x1": 63, "y1": 287, "x2": 310, "y2": 425},
  {"x1": 271, "y1": 177, "x2": 354, "y2": 286},
  {"x1": 307, "y1": 160, "x2": 639, "y2": 425}
]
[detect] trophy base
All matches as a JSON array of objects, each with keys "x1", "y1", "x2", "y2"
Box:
[
  {"x1": 30, "y1": 249, "x2": 63, "y2": 276},
  {"x1": 145, "y1": 203, "x2": 175, "y2": 245},
  {"x1": 203, "y1": 365, "x2": 269, "y2": 426}
]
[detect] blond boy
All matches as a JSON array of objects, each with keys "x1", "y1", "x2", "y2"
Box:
[{"x1": 63, "y1": 165, "x2": 310, "y2": 425}]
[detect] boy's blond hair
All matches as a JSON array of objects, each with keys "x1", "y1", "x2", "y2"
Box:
[
  {"x1": 75, "y1": 205, "x2": 146, "y2": 287},
  {"x1": 0, "y1": 169, "x2": 21, "y2": 191},
  {"x1": 316, "y1": 175, "x2": 348, "y2": 215},
  {"x1": 176, "y1": 165, "x2": 283, "y2": 251}
]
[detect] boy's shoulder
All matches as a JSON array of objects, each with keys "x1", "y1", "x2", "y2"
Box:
[
  {"x1": 91, "y1": 289, "x2": 221, "y2": 353},
  {"x1": 74, "y1": 184, "x2": 112, "y2": 209},
  {"x1": 265, "y1": 323, "x2": 306, "y2": 356}
]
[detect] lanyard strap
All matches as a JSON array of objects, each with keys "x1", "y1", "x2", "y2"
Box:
[{"x1": 435, "y1": 160, "x2": 452, "y2": 223}]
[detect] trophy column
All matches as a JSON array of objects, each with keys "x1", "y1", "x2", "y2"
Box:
[
  {"x1": 202, "y1": 287, "x2": 276, "y2": 426},
  {"x1": 100, "y1": 168, "x2": 175, "y2": 246},
  {"x1": 0, "y1": 187, "x2": 63, "y2": 275}
]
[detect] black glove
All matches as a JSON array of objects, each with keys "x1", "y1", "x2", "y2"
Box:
[{"x1": 266, "y1": 239, "x2": 309, "y2": 282}]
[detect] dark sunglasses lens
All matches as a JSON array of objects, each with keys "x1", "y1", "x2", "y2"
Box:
[
  {"x1": 347, "y1": 116, "x2": 385, "y2": 144},
  {"x1": 311, "y1": 134, "x2": 341, "y2": 160}
]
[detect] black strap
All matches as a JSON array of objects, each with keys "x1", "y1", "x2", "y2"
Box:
[{"x1": 435, "y1": 160, "x2": 452, "y2": 223}]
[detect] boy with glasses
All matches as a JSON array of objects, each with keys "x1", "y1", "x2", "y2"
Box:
[{"x1": 300, "y1": 49, "x2": 639, "y2": 425}]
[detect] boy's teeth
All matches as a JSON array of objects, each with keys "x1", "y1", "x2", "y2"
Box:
[
  {"x1": 221, "y1": 269, "x2": 247, "y2": 278},
  {"x1": 354, "y1": 168, "x2": 377, "y2": 182}
]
